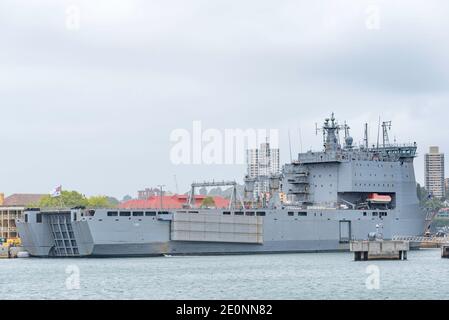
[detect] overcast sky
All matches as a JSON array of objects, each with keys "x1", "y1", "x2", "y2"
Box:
[{"x1": 1, "y1": 0, "x2": 448, "y2": 199}]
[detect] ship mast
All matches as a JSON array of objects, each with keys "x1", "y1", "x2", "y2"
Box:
[
  {"x1": 363, "y1": 123, "x2": 369, "y2": 149},
  {"x1": 316, "y1": 113, "x2": 343, "y2": 152}
]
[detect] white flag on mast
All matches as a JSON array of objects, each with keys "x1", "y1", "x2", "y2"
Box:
[{"x1": 50, "y1": 185, "x2": 62, "y2": 198}]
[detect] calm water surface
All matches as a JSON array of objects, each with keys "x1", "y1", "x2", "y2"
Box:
[{"x1": 1, "y1": 249, "x2": 448, "y2": 300}]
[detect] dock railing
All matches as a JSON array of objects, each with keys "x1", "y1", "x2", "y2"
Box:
[{"x1": 393, "y1": 235, "x2": 449, "y2": 244}]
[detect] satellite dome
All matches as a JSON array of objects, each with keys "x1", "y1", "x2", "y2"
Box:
[{"x1": 345, "y1": 136, "x2": 353, "y2": 147}]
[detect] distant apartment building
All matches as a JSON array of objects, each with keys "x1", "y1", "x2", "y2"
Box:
[
  {"x1": 247, "y1": 141, "x2": 280, "y2": 196},
  {"x1": 137, "y1": 188, "x2": 173, "y2": 200},
  {"x1": 424, "y1": 146, "x2": 445, "y2": 199},
  {"x1": 445, "y1": 178, "x2": 449, "y2": 198},
  {"x1": 137, "y1": 188, "x2": 158, "y2": 200}
]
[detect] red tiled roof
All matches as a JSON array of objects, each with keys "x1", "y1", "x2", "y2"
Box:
[
  {"x1": 119, "y1": 195, "x2": 230, "y2": 209},
  {"x1": 3, "y1": 194, "x2": 47, "y2": 206}
]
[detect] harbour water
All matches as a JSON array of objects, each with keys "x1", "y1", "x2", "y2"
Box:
[{"x1": 1, "y1": 249, "x2": 448, "y2": 300}]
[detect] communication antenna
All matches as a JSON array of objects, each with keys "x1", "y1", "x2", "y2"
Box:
[
  {"x1": 174, "y1": 175, "x2": 179, "y2": 194},
  {"x1": 288, "y1": 129, "x2": 293, "y2": 163},
  {"x1": 315, "y1": 122, "x2": 325, "y2": 149},
  {"x1": 363, "y1": 123, "x2": 369, "y2": 149},
  {"x1": 343, "y1": 121, "x2": 350, "y2": 139},
  {"x1": 157, "y1": 184, "x2": 166, "y2": 209},
  {"x1": 376, "y1": 116, "x2": 381, "y2": 150}
]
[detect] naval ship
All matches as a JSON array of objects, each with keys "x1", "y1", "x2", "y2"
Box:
[{"x1": 16, "y1": 114, "x2": 426, "y2": 257}]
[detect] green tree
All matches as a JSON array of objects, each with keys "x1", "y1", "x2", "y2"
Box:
[
  {"x1": 38, "y1": 191, "x2": 119, "y2": 209},
  {"x1": 38, "y1": 190, "x2": 89, "y2": 208},
  {"x1": 88, "y1": 196, "x2": 114, "y2": 208},
  {"x1": 416, "y1": 183, "x2": 428, "y2": 204},
  {"x1": 423, "y1": 198, "x2": 445, "y2": 212},
  {"x1": 201, "y1": 196, "x2": 216, "y2": 208},
  {"x1": 106, "y1": 197, "x2": 120, "y2": 207}
]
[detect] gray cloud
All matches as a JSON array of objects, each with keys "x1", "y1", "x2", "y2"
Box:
[{"x1": 0, "y1": 0, "x2": 448, "y2": 197}]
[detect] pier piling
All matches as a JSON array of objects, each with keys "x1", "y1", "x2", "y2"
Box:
[{"x1": 350, "y1": 240, "x2": 409, "y2": 261}]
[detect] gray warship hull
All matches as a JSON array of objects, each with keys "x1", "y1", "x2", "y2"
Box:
[
  {"x1": 16, "y1": 206, "x2": 425, "y2": 257},
  {"x1": 16, "y1": 114, "x2": 427, "y2": 257}
]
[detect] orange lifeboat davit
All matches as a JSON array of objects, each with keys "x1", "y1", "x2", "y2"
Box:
[{"x1": 367, "y1": 193, "x2": 392, "y2": 204}]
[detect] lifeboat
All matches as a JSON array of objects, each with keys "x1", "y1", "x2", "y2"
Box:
[{"x1": 367, "y1": 193, "x2": 392, "y2": 204}]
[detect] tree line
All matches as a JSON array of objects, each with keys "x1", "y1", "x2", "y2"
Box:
[{"x1": 35, "y1": 191, "x2": 119, "y2": 209}]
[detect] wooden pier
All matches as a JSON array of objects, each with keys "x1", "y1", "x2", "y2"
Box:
[{"x1": 350, "y1": 240, "x2": 409, "y2": 261}]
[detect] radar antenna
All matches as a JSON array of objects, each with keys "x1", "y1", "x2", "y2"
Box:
[{"x1": 316, "y1": 113, "x2": 344, "y2": 152}]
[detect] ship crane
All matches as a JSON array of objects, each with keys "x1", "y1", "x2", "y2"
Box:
[
  {"x1": 382, "y1": 121, "x2": 392, "y2": 147},
  {"x1": 187, "y1": 180, "x2": 244, "y2": 210}
]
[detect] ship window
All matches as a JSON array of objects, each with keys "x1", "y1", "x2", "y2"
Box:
[
  {"x1": 107, "y1": 211, "x2": 118, "y2": 217},
  {"x1": 298, "y1": 212, "x2": 307, "y2": 216},
  {"x1": 133, "y1": 211, "x2": 144, "y2": 217},
  {"x1": 256, "y1": 212, "x2": 266, "y2": 216},
  {"x1": 372, "y1": 212, "x2": 378, "y2": 217},
  {"x1": 24, "y1": 214, "x2": 28, "y2": 223},
  {"x1": 223, "y1": 211, "x2": 231, "y2": 215},
  {"x1": 246, "y1": 212, "x2": 255, "y2": 216},
  {"x1": 145, "y1": 211, "x2": 156, "y2": 216},
  {"x1": 235, "y1": 211, "x2": 244, "y2": 215},
  {"x1": 36, "y1": 213, "x2": 42, "y2": 223},
  {"x1": 159, "y1": 211, "x2": 170, "y2": 215},
  {"x1": 363, "y1": 212, "x2": 367, "y2": 216},
  {"x1": 119, "y1": 212, "x2": 131, "y2": 217},
  {"x1": 288, "y1": 212, "x2": 294, "y2": 216}
]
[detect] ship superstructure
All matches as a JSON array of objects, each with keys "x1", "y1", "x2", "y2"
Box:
[{"x1": 16, "y1": 114, "x2": 426, "y2": 257}]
